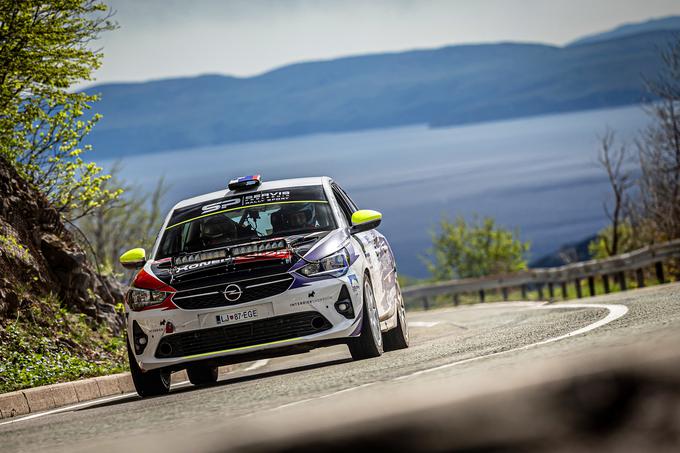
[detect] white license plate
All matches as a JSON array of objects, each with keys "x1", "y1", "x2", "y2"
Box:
[{"x1": 215, "y1": 303, "x2": 273, "y2": 325}]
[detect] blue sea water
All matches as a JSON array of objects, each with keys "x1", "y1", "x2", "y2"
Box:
[{"x1": 103, "y1": 105, "x2": 650, "y2": 277}]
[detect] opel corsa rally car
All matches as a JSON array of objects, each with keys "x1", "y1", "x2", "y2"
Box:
[{"x1": 119, "y1": 175, "x2": 409, "y2": 396}]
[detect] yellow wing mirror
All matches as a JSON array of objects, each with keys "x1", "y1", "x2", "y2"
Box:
[
  {"x1": 350, "y1": 210, "x2": 382, "y2": 234},
  {"x1": 119, "y1": 248, "x2": 147, "y2": 269}
]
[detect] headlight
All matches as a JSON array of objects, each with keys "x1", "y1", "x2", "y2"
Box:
[
  {"x1": 126, "y1": 288, "x2": 172, "y2": 311},
  {"x1": 298, "y1": 248, "x2": 350, "y2": 278}
]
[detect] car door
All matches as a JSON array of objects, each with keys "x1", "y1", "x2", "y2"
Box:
[{"x1": 331, "y1": 183, "x2": 394, "y2": 318}]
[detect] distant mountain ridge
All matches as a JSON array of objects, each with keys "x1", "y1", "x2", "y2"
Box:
[
  {"x1": 84, "y1": 17, "x2": 680, "y2": 157},
  {"x1": 570, "y1": 15, "x2": 680, "y2": 46}
]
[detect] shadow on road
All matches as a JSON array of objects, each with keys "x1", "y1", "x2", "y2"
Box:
[{"x1": 75, "y1": 357, "x2": 353, "y2": 412}]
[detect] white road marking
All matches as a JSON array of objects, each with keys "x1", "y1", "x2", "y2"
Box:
[
  {"x1": 0, "y1": 393, "x2": 135, "y2": 426},
  {"x1": 395, "y1": 303, "x2": 628, "y2": 380},
  {"x1": 244, "y1": 359, "x2": 270, "y2": 372},
  {"x1": 0, "y1": 381, "x2": 196, "y2": 426},
  {"x1": 410, "y1": 321, "x2": 441, "y2": 328},
  {"x1": 1, "y1": 360, "x2": 275, "y2": 426}
]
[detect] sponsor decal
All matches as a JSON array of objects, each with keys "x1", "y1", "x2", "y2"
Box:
[
  {"x1": 243, "y1": 191, "x2": 291, "y2": 206},
  {"x1": 348, "y1": 273, "x2": 360, "y2": 293},
  {"x1": 167, "y1": 185, "x2": 329, "y2": 229},
  {"x1": 290, "y1": 294, "x2": 334, "y2": 307},
  {"x1": 200, "y1": 191, "x2": 291, "y2": 214},
  {"x1": 233, "y1": 250, "x2": 291, "y2": 263},
  {"x1": 308, "y1": 291, "x2": 316, "y2": 298},
  {"x1": 200, "y1": 197, "x2": 241, "y2": 214},
  {"x1": 173, "y1": 257, "x2": 231, "y2": 273}
]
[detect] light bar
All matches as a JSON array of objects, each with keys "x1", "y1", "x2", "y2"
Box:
[
  {"x1": 172, "y1": 239, "x2": 287, "y2": 268},
  {"x1": 173, "y1": 248, "x2": 228, "y2": 266},
  {"x1": 231, "y1": 239, "x2": 287, "y2": 257},
  {"x1": 228, "y1": 174, "x2": 261, "y2": 190}
]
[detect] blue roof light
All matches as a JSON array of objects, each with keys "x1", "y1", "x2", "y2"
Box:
[{"x1": 228, "y1": 174, "x2": 262, "y2": 190}]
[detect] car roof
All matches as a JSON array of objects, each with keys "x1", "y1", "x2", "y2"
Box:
[{"x1": 172, "y1": 176, "x2": 332, "y2": 210}]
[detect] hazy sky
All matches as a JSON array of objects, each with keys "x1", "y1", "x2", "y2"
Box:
[{"x1": 89, "y1": 0, "x2": 680, "y2": 86}]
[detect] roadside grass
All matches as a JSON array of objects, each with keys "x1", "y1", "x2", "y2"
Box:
[
  {"x1": 0, "y1": 294, "x2": 127, "y2": 394},
  {"x1": 404, "y1": 264, "x2": 677, "y2": 311}
]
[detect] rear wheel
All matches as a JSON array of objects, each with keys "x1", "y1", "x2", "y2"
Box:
[
  {"x1": 187, "y1": 365, "x2": 219, "y2": 386},
  {"x1": 383, "y1": 281, "x2": 409, "y2": 351},
  {"x1": 348, "y1": 275, "x2": 383, "y2": 360},
  {"x1": 127, "y1": 343, "x2": 171, "y2": 397}
]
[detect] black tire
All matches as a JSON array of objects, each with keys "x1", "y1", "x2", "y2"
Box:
[
  {"x1": 127, "y1": 343, "x2": 171, "y2": 397},
  {"x1": 383, "y1": 281, "x2": 410, "y2": 351},
  {"x1": 187, "y1": 365, "x2": 219, "y2": 386},
  {"x1": 348, "y1": 275, "x2": 384, "y2": 360}
]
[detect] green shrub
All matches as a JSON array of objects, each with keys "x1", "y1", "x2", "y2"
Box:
[
  {"x1": 424, "y1": 215, "x2": 530, "y2": 281},
  {"x1": 0, "y1": 294, "x2": 127, "y2": 394}
]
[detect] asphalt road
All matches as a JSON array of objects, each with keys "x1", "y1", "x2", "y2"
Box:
[{"x1": 2, "y1": 283, "x2": 680, "y2": 452}]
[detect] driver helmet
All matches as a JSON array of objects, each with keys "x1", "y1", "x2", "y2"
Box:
[
  {"x1": 281, "y1": 204, "x2": 314, "y2": 229},
  {"x1": 201, "y1": 216, "x2": 233, "y2": 247}
]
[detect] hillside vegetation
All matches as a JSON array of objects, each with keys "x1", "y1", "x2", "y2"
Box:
[
  {"x1": 0, "y1": 157, "x2": 126, "y2": 393},
  {"x1": 0, "y1": 1, "x2": 127, "y2": 393}
]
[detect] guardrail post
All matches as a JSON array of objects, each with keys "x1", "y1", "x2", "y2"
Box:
[
  {"x1": 548, "y1": 282, "x2": 555, "y2": 299},
  {"x1": 501, "y1": 287, "x2": 509, "y2": 301},
  {"x1": 521, "y1": 284, "x2": 527, "y2": 300},
  {"x1": 453, "y1": 294, "x2": 460, "y2": 306},
  {"x1": 635, "y1": 268, "x2": 645, "y2": 288},
  {"x1": 603, "y1": 274, "x2": 610, "y2": 293},
  {"x1": 561, "y1": 281, "x2": 568, "y2": 300},
  {"x1": 575, "y1": 278, "x2": 583, "y2": 298},
  {"x1": 618, "y1": 271, "x2": 627, "y2": 291},
  {"x1": 587, "y1": 276, "x2": 596, "y2": 297},
  {"x1": 655, "y1": 262, "x2": 665, "y2": 284},
  {"x1": 537, "y1": 284, "x2": 544, "y2": 300},
  {"x1": 423, "y1": 298, "x2": 429, "y2": 311},
  {"x1": 479, "y1": 289, "x2": 485, "y2": 303}
]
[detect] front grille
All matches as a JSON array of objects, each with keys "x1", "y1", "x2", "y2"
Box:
[
  {"x1": 155, "y1": 312, "x2": 332, "y2": 358},
  {"x1": 172, "y1": 273, "x2": 294, "y2": 310}
]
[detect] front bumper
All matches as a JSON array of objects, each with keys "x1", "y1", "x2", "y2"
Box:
[{"x1": 127, "y1": 272, "x2": 363, "y2": 371}]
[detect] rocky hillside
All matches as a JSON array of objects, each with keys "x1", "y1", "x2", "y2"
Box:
[
  {"x1": 0, "y1": 157, "x2": 130, "y2": 393},
  {"x1": 0, "y1": 157, "x2": 124, "y2": 330}
]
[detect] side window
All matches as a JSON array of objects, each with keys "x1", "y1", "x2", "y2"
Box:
[{"x1": 332, "y1": 184, "x2": 354, "y2": 224}]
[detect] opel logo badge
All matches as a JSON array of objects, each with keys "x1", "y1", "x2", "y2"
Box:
[{"x1": 223, "y1": 284, "x2": 243, "y2": 302}]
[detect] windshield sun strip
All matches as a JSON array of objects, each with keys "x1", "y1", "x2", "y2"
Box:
[{"x1": 165, "y1": 200, "x2": 330, "y2": 230}]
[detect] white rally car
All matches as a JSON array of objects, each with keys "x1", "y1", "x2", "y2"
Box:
[{"x1": 120, "y1": 175, "x2": 409, "y2": 396}]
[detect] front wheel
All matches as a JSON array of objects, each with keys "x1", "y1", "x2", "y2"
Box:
[
  {"x1": 383, "y1": 281, "x2": 410, "y2": 351},
  {"x1": 127, "y1": 343, "x2": 171, "y2": 397},
  {"x1": 348, "y1": 275, "x2": 384, "y2": 360}
]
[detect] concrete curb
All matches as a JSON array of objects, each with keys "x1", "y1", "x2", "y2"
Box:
[
  {"x1": 0, "y1": 372, "x2": 134, "y2": 420},
  {"x1": 0, "y1": 367, "x2": 224, "y2": 420}
]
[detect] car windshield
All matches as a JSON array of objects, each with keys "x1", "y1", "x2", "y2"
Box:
[{"x1": 156, "y1": 186, "x2": 336, "y2": 259}]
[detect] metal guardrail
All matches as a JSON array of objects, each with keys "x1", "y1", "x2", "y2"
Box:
[{"x1": 402, "y1": 239, "x2": 680, "y2": 309}]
